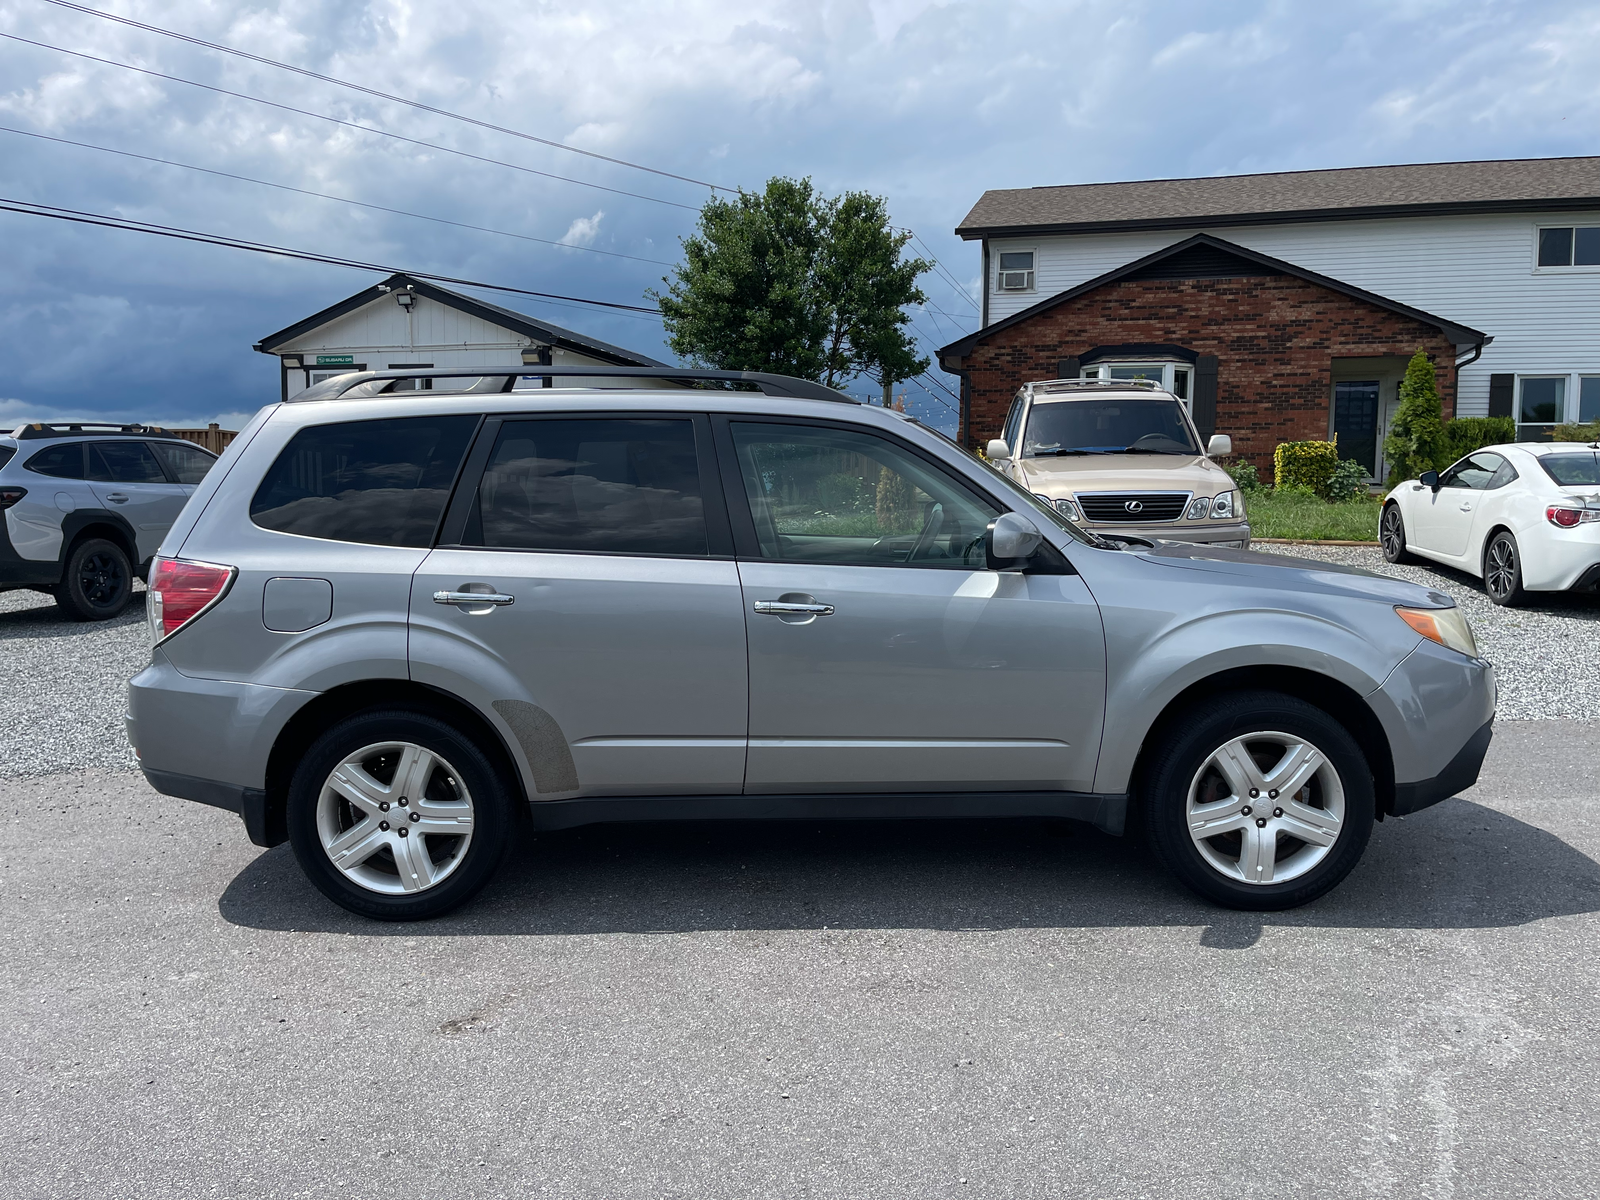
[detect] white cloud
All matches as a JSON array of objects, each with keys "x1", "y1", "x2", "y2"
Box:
[{"x1": 560, "y1": 209, "x2": 606, "y2": 247}]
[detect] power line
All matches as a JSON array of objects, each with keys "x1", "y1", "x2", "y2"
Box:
[
  {"x1": 40, "y1": 0, "x2": 732, "y2": 195},
  {"x1": 0, "y1": 125, "x2": 675, "y2": 267},
  {"x1": 0, "y1": 197, "x2": 665, "y2": 314},
  {"x1": 902, "y1": 228, "x2": 980, "y2": 313},
  {"x1": 0, "y1": 33, "x2": 700, "y2": 211}
]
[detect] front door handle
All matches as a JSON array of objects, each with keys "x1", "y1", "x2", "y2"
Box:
[
  {"x1": 753, "y1": 600, "x2": 835, "y2": 616},
  {"x1": 1459, "y1": 503, "x2": 1473, "y2": 512},
  {"x1": 434, "y1": 590, "x2": 515, "y2": 607}
]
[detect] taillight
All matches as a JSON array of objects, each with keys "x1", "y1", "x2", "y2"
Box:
[
  {"x1": 0, "y1": 486, "x2": 26, "y2": 509},
  {"x1": 1546, "y1": 504, "x2": 1600, "y2": 528},
  {"x1": 148, "y1": 556, "x2": 236, "y2": 641}
]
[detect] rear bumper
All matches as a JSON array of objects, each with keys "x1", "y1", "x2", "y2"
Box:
[
  {"x1": 1083, "y1": 520, "x2": 1251, "y2": 548},
  {"x1": 1391, "y1": 719, "x2": 1493, "y2": 816},
  {"x1": 141, "y1": 768, "x2": 280, "y2": 846}
]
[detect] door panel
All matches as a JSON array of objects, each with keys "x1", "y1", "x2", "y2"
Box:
[
  {"x1": 740, "y1": 561, "x2": 1105, "y2": 792},
  {"x1": 411, "y1": 549, "x2": 748, "y2": 794},
  {"x1": 1412, "y1": 454, "x2": 1496, "y2": 558},
  {"x1": 86, "y1": 440, "x2": 187, "y2": 562}
]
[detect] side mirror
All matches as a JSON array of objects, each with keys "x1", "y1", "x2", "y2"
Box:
[
  {"x1": 1420, "y1": 469, "x2": 1440, "y2": 493},
  {"x1": 986, "y1": 512, "x2": 1043, "y2": 570},
  {"x1": 985, "y1": 438, "x2": 1012, "y2": 460},
  {"x1": 1206, "y1": 434, "x2": 1232, "y2": 457}
]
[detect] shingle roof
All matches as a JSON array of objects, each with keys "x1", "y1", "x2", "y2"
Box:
[{"x1": 956, "y1": 156, "x2": 1600, "y2": 239}]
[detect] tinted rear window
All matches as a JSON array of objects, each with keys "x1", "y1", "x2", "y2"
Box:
[
  {"x1": 24, "y1": 443, "x2": 86, "y2": 478},
  {"x1": 151, "y1": 440, "x2": 217, "y2": 485},
  {"x1": 466, "y1": 418, "x2": 707, "y2": 556},
  {"x1": 251, "y1": 415, "x2": 477, "y2": 546},
  {"x1": 1539, "y1": 452, "x2": 1600, "y2": 486},
  {"x1": 0, "y1": 445, "x2": 14, "y2": 469}
]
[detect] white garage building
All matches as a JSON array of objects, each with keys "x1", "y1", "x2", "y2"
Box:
[{"x1": 255, "y1": 271, "x2": 667, "y2": 399}]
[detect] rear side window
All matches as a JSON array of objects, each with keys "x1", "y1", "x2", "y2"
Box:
[
  {"x1": 251, "y1": 415, "x2": 478, "y2": 546},
  {"x1": 88, "y1": 440, "x2": 168, "y2": 484},
  {"x1": 465, "y1": 418, "x2": 707, "y2": 556},
  {"x1": 0, "y1": 445, "x2": 15, "y2": 469},
  {"x1": 24, "y1": 443, "x2": 86, "y2": 478},
  {"x1": 151, "y1": 441, "x2": 217, "y2": 484}
]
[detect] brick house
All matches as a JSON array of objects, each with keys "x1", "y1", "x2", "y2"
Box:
[{"x1": 939, "y1": 157, "x2": 1600, "y2": 478}]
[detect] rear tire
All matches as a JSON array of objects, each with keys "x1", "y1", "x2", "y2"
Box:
[
  {"x1": 54, "y1": 537, "x2": 133, "y2": 621},
  {"x1": 287, "y1": 709, "x2": 518, "y2": 920},
  {"x1": 1141, "y1": 691, "x2": 1375, "y2": 910},
  {"x1": 1483, "y1": 530, "x2": 1524, "y2": 607},
  {"x1": 1379, "y1": 503, "x2": 1415, "y2": 564}
]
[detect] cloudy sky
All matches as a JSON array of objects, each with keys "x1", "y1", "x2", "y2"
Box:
[{"x1": 2, "y1": 0, "x2": 1597, "y2": 433}]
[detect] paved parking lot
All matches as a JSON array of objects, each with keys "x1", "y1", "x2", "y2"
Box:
[{"x1": 3, "y1": 552, "x2": 1599, "y2": 1198}]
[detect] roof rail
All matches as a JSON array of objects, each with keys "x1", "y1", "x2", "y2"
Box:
[
  {"x1": 290, "y1": 366, "x2": 857, "y2": 404},
  {"x1": 1020, "y1": 378, "x2": 1168, "y2": 399},
  {"x1": 9, "y1": 422, "x2": 170, "y2": 440}
]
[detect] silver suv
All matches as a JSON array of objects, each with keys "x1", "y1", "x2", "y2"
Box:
[
  {"x1": 128, "y1": 368, "x2": 1495, "y2": 920},
  {"x1": 0, "y1": 423, "x2": 218, "y2": 620}
]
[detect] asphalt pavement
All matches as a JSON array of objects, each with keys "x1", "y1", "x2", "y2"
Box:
[{"x1": 4, "y1": 720, "x2": 1598, "y2": 1199}]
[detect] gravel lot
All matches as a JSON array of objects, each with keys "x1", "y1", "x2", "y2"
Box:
[{"x1": 1255, "y1": 543, "x2": 1600, "y2": 720}]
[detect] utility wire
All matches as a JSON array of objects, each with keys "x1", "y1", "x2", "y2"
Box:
[
  {"x1": 0, "y1": 33, "x2": 700, "y2": 211},
  {"x1": 902, "y1": 228, "x2": 980, "y2": 313},
  {"x1": 39, "y1": 0, "x2": 731, "y2": 195},
  {"x1": 0, "y1": 125, "x2": 675, "y2": 267},
  {"x1": 0, "y1": 197, "x2": 664, "y2": 314}
]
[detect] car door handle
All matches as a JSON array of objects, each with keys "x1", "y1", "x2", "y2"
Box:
[
  {"x1": 1459, "y1": 503, "x2": 1473, "y2": 512},
  {"x1": 753, "y1": 600, "x2": 834, "y2": 616},
  {"x1": 434, "y1": 590, "x2": 515, "y2": 607},
  {"x1": 105, "y1": 492, "x2": 129, "y2": 503}
]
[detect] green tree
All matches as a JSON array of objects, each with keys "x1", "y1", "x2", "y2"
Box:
[
  {"x1": 1384, "y1": 349, "x2": 1445, "y2": 482},
  {"x1": 653, "y1": 177, "x2": 930, "y2": 395}
]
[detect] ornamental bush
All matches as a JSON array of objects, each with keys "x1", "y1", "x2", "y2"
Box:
[
  {"x1": 1439, "y1": 416, "x2": 1516, "y2": 464},
  {"x1": 1325, "y1": 458, "x2": 1369, "y2": 501},
  {"x1": 1384, "y1": 349, "x2": 1445, "y2": 482},
  {"x1": 1553, "y1": 419, "x2": 1600, "y2": 443},
  {"x1": 1274, "y1": 439, "x2": 1340, "y2": 495},
  {"x1": 1225, "y1": 460, "x2": 1263, "y2": 492}
]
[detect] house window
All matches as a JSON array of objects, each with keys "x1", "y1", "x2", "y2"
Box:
[
  {"x1": 1582, "y1": 377, "x2": 1600, "y2": 424},
  {"x1": 1517, "y1": 376, "x2": 1567, "y2": 440},
  {"x1": 1536, "y1": 225, "x2": 1600, "y2": 268},
  {"x1": 996, "y1": 251, "x2": 1035, "y2": 292},
  {"x1": 1079, "y1": 361, "x2": 1192, "y2": 406}
]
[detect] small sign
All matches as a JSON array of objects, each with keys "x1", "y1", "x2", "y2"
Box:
[{"x1": 315, "y1": 354, "x2": 355, "y2": 366}]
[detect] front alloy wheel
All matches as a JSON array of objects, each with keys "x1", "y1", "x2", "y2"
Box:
[{"x1": 1379, "y1": 504, "x2": 1413, "y2": 564}]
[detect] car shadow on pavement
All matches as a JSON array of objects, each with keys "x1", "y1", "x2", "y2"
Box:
[
  {"x1": 217, "y1": 795, "x2": 1600, "y2": 941},
  {"x1": 0, "y1": 588, "x2": 147, "y2": 639}
]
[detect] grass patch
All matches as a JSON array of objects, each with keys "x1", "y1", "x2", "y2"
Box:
[{"x1": 1244, "y1": 489, "x2": 1382, "y2": 542}]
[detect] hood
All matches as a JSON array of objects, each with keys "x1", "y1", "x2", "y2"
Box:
[
  {"x1": 1017, "y1": 453, "x2": 1231, "y2": 491},
  {"x1": 1135, "y1": 540, "x2": 1455, "y2": 608}
]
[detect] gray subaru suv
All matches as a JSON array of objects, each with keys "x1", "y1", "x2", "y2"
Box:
[{"x1": 128, "y1": 368, "x2": 1495, "y2": 920}]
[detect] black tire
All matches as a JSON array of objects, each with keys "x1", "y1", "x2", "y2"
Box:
[
  {"x1": 1379, "y1": 503, "x2": 1415, "y2": 564},
  {"x1": 1141, "y1": 691, "x2": 1375, "y2": 911},
  {"x1": 1483, "y1": 530, "x2": 1525, "y2": 607},
  {"x1": 287, "y1": 709, "x2": 518, "y2": 920},
  {"x1": 54, "y1": 537, "x2": 133, "y2": 621}
]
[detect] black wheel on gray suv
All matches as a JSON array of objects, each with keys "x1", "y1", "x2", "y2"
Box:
[
  {"x1": 1379, "y1": 503, "x2": 1415, "y2": 564},
  {"x1": 1141, "y1": 690, "x2": 1375, "y2": 911},
  {"x1": 1483, "y1": 530, "x2": 1525, "y2": 607},
  {"x1": 54, "y1": 536, "x2": 133, "y2": 621},
  {"x1": 286, "y1": 709, "x2": 519, "y2": 920}
]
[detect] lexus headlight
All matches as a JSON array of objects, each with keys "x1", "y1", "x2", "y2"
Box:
[
  {"x1": 1209, "y1": 491, "x2": 1236, "y2": 519},
  {"x1": 1055, "y1": 498, "x2": 1082, "y2": 522},
  {"x1": 1186, "y1": 497, "x2": 1210, "y2": 520},
  {"x1": 1395, "y1": 606, "x2": 1479, "y2": 658}
]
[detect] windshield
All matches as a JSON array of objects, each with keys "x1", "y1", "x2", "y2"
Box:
[
  {"x1": 1539, "y1": 452, "x2": 1600, "y2": 486},
  {"x1": 1024, "y1": 398, "x2": 1199, "y2": 456}
]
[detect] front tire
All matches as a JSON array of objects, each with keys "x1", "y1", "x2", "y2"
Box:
[
  {"x1": 1483, "y1": 530, "x2": 1524, "y2": 606},
  {"x1": 54, "y1": 537, "x2": 133, "y2": 621},
  {"x1": 287, "y1": 709, "x2": 518, "y2": 920},
  {"x1": 1379, "y1": 503, "x2": 1415, "y2": 564},
  {"x1": 1141, "y1": 691, "x2": 1375, "y2": 910}
]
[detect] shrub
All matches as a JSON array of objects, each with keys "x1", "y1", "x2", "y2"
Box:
[
  {"x1": 1384, "y1": 349, "x2": 1445, "y2": 481},
  {"x1": 1326, "y1": 458, "x2": 1369, "y2": 501},
  {"x1": 1440, "y1": 416, "x2": 1516, "y2": 464},
  {"x1": 1554, "y1": 419, "x2": 1600, "y2": 443},
  {"x1": 1225, "y1": 460, "x2": 1263, "y2": 492},
  {"x1": 1274, "y1": 439, "x2": 1340, "y2": 495},
  {"x1": 816, "y1": 471, "x2": 870, "y2": 513}
]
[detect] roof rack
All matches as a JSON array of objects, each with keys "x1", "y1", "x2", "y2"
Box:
[
  {"x1": 1022, "y1": 378, "x2": 1167, "y2": 399},
  {"x1": 290, "y1": 366, "x2": 857, "y2": 404},
  {"x1": 9, "y1": 422, "x2": 170, "y2": 440}
]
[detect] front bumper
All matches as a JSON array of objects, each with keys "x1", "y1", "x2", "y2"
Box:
[
  {"x1": 1391, "y1": 719, "x2": 1493, "y2": 816},
  {"x1": 1083, "y1": 519, "x2": 1251, "y2": 548},
  {"x1": 1370, "y1": 637, "x2": 1497, "y2": 814}
]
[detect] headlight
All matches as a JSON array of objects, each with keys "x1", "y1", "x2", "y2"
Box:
[
  {"x1": 1395, "y1": 605, "x2": 1479, "y2": 658},
  {"x1": 1210, "y1": 491, "x2": 1236, "y2": 519},
  {"x1": 1056, "y1": 498, "x2": 1081, "y2": 522},
  {"x1": 1186, "y1": 497, "x2": 1210, "y2": 520}
]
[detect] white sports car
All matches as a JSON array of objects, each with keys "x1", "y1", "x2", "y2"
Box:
[{"x1": 1380, "y1": 441, "x2": 1600, "y2": 606}]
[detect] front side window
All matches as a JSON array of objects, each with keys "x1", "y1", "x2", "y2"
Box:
[
  {"x1": 88, "y1": 440, "x2": 167, "y2": 484},
  {"x1": 151, "y1": 441, "x2": 217, "y2": 485},
  {"x1": 1024, "y1": 398, "x2": 1199, "y2": 456},
  {"x1": 1538, "y1": 452, "x2": 1600, "y2": 487},
  {"x1": 1439, "y1": 453, "x2": 1500, "y2": 489},
  {"x1": 465, "y1": 418, "x2": 707, "y2": 556},
  {"x1": 1537, "y1": 226, "x2": 1600, "y2": 268},
  {"x1": 250, "y1": 415, "x2": 477, "y2": 546},
  {"x1": 730, "y1": 422, "x2": 998, "y2": 568},
  {"x1": 24, "y1": 442, "x2": 86, "y2": 479}
]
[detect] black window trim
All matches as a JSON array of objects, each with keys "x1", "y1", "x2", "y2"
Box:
[
  {"x1": 435, "y1": 410, "x2": 734, "y2": 560},
  {"x1": 710, "y1": 412, "x2": 1073, "y2": 573}
]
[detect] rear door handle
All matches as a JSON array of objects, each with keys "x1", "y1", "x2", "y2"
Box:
[
  {"x1": 753, "y1": 600, "x2": 834, "y2": 616},
  {"x1": 105, "y1": 492, "x2": 129, "y2": 503},
  {"x1": 434, "y1": 590, "x2": 515, "y2": 607}
]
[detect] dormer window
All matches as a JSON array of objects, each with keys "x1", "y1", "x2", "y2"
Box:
[
  {"x1": 996, "y1": 251, "x2": 1035, "y2": 292},
  {"x1": 1536, "y1": 225, "x2": 1600, "y2": 268}
]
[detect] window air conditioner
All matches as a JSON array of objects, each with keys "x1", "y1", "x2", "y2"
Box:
[{"x1": 998, "y1": 270, "x2": 1034, "y2": 291}]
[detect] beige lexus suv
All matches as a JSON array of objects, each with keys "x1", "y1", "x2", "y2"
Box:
[{"x1": 986, "y1": 378, "x2": 1250, "y2": 547}]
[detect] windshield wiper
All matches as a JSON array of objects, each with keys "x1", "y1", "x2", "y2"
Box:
[
  {"x1": 1117, "y1": 446, "x2": 1191, "y2": 455},
  {"x1": 1032, "y1": 448, "x2": 1096, "y2": 456}
]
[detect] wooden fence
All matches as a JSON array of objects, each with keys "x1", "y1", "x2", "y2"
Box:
[{"x1": 164, "y1": 423, "x2": 237, "y2": 453}]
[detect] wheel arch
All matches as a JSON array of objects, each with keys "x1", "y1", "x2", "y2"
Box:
[
  {"x1": 60, "y1": 511, "x2": 140, "y2": 578},
  {"x1": 1126, "y1": 665, "x2": 1396, "y2": 824}
]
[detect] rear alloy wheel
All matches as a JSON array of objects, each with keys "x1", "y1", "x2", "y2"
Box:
[
  {"x1": 1484, "y1": 530, "x2": 1524, "y2": 607},
  {"x1": 287, "y1": 709, "x2": 517, "y2": 920},
  {"x1": 1379, "y1": 503, "x2": 1415, "y2": 564},
  {"x1": 1142, "y1": 691, "x2": 1374, "y2": 910},
  {"x1": 55, "y1": 537, "x2": 133, "y2": 621}
]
